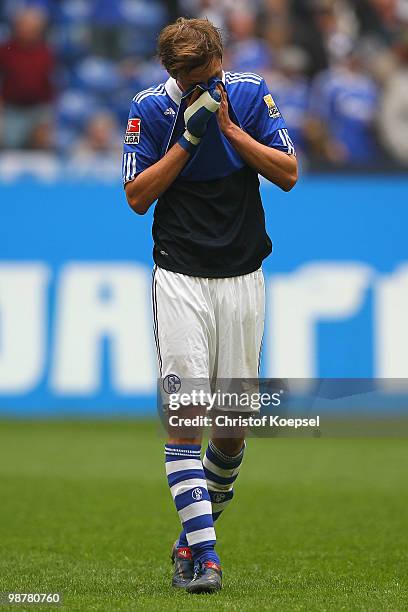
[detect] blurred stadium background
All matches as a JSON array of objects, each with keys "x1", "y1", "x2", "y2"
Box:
[
  {"x1": 1, "y1": 0, "x2": 408, "y2": 415},
  {"x1": 1, "y1": 2, "x2": 408, "y2": 609},
  {"x1": 1, "y1": 0, "x2": 408, "y2": 169}
]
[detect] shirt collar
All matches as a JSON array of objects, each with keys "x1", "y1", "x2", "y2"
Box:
[{"x1": 165, "y1": 71, "x2": 226, "y2": 106}]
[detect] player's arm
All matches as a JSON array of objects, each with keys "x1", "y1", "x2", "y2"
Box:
[
  {"x1": 125, "y1": 88, "x2": 221, "y2": 215},
  {"x1": 125, "y1": 144, "x2": 190, "y2": 214},
  {"x1": 217, "y1": 87, "x2": 298, "y2": 192}
]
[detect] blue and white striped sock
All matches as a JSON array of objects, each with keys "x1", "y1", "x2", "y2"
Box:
[
  {"x1": 165, "y1": 444, "x2": 220, "y2": 565},
  {"x1": 177, "y1": 440, "x2": 245, "y2": 548},
  {"x1": 204, "y1": 440, "x2": 245, "y2": 520}
]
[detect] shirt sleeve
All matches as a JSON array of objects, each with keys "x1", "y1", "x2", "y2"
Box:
[
  {"x1": 246, "y1": 79, "x2": 296, "y2": 155},
  {"x1": 122, "y1": 98, "x2": 161, "y2": 184}
]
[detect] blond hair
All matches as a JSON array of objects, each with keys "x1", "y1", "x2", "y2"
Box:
[{"x1": 157, "y1": 17, "x2": 223, "y2": 79}]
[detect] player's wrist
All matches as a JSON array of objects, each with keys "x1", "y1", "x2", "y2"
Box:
[{"x1": 178, "y1": 130, "x2": 201, "y2": 154}]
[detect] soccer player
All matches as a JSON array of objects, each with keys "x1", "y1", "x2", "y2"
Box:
[{"x1": 123, "y1": 17, "x2": 297, "y2": 594}]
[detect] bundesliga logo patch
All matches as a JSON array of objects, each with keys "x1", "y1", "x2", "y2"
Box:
[
  {"x1": 124, "y1": 118, "x2": 141, "y2": 144},
  {"x1": 263, "y1": 94, "x2": 281, "y2": 119}
]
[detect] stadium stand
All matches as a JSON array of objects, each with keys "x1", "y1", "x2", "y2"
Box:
[{"x1": 0, "y1": 0, "x2": 407, "y2": 172}]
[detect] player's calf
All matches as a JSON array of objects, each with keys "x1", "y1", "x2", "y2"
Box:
[{"x1": 165, "y1": 442, "x2": 221, "y2": 580}]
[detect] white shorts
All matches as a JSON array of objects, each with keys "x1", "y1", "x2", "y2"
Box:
[{"x1": 152, "y1": 266, "x2": 265, "y2": 407}]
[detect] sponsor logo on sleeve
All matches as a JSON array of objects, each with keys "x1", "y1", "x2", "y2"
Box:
[
  {"x1": 124, "y1": 118, "x2": 141, "y2": 144},
  {"x1": 263, "y1": 94, "x2": 281, "y2": 119}
]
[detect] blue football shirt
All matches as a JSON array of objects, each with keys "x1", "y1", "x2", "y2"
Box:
[{"x1": 123, "y1": 71, "x2": 295, "y2": 277}]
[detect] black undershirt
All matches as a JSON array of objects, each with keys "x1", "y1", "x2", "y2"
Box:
[{"x1": 152, "y1": 165, "x2": 272, "y2": 278}]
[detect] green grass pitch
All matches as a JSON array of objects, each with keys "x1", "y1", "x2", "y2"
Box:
[{"x1": 0, "y1": 420, "x2": 407, "y2": 611}]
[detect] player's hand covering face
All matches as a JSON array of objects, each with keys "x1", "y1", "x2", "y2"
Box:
[
  {"x1": 216, "y1": 87, "x2": 235, "y2": 136},
  {"x1": 179, "y1": 85, "x2": 221, "y2": 153}
]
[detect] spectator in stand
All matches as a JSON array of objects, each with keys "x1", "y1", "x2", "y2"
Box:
[
  {"x1": 226, "y1": 8, "x2": 273, "y2": 72},
  {"x1": 261, "y1": 0, "x2": 292, "y2": 60},
  {"x1": 291, "y1": 0, "x2": 330, "y2": 77},
  {"x1": 268, "y1": 47, "x2": 310, "y2": 156},
  {"x1": 308, "y1": 45, "x2": 380, "y2": 166},
  {"x1": 90, "y1": 0, "x2": 124, "y2": 60},
  {"x1": 378, "y1": 35, "x2": 408, "y2": 165},
  {"x1": 72, "y1": 111, "x2": 121, "y2": 158},
  {"x1": 0, "y1": 6, "x2": 55, "y2": 150},
  {"x1": 179, "y1": 0, "x2": 227, "y2": 29}
]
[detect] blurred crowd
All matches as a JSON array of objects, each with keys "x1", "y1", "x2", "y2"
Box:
[{"x1": 0, "y1": 0, "x2": 408, "y2": 171}]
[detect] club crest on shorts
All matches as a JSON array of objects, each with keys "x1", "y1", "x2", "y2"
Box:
[
  {"x1": 124, "y1": 118, "x2": 141, "y2": 144},
  {"x1": 192, "y1": 487, "x2": 203, "y2": 501},
  {"x1": 163, "y1": 374, "x2": 181, "y2": 394},
  {"x1": 263, "y1": 94, "x2": 281, "y2": 119}
]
